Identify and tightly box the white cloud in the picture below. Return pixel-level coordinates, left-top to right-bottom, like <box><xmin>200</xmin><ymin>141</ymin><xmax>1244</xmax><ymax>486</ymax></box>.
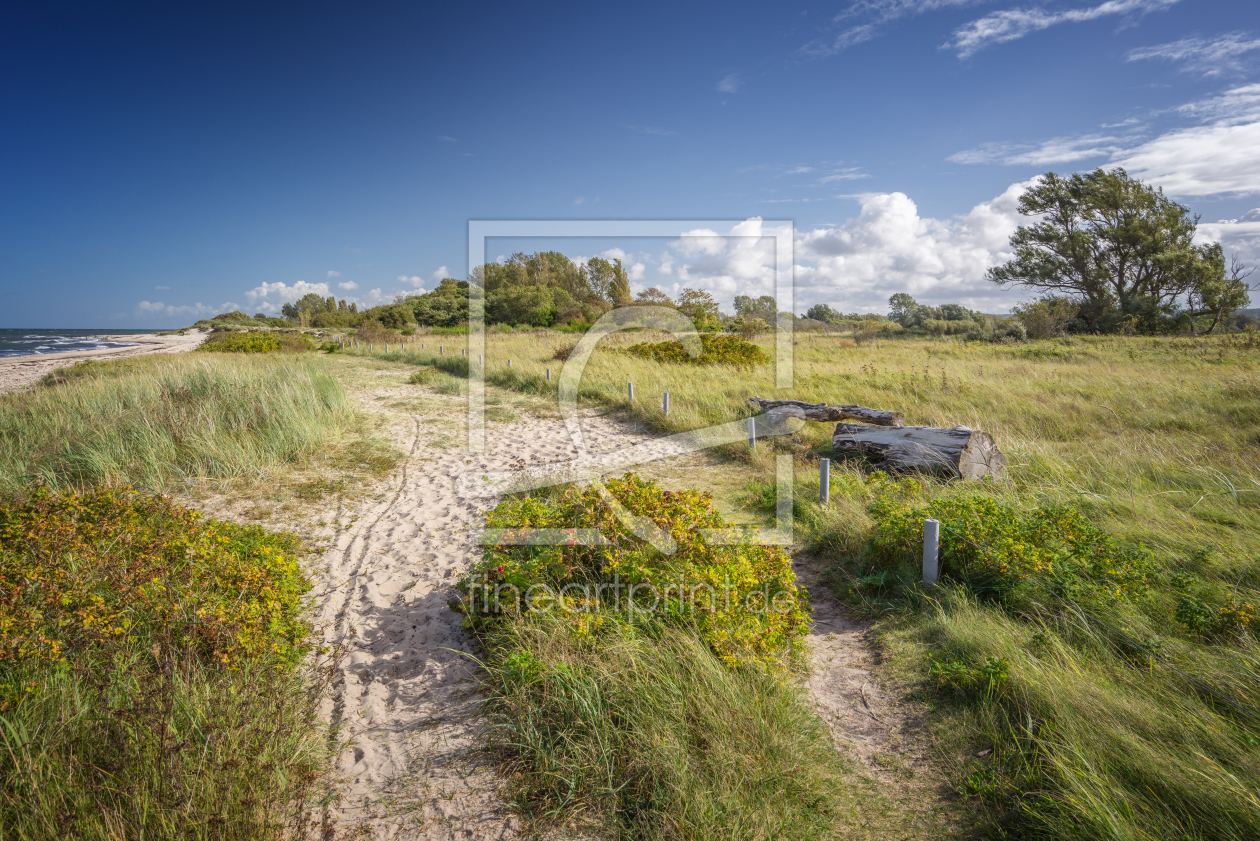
<box><xmin>948</xmin><ymin>133</ymin><xmax>1130</xmax><ymax>165</ymax></box>
<box><xmin>574</xmin><ymin>196</ymin><xmax>586</xmax><ymax>205</ymax></box>
<box><xmin>949</xmin><ymin>84</ymin><xmax>1260</xmax><ymax>197</ymax></box>
<box><xmin>430</xmin><ymin>266</ymin><xmax>449</xmax><ymax>282</ymax></box>
<box><xmin>136</xmin><ymin>300</ymin><xmax>240</xmax><ymax>319</ymax></box>
<box><xmin>338</xmin><ymin>281</ymin><xmax>359</xmax><ymax>291</ymax></box>
<box><xmin>1115</xmin><ymin>120</ymin><xmax>1260</xmax><ymax>195</ymax></box>
<box><xmin>1127</xmin><ymin>32</ymin><xmax>1260</xmax><ymax>77</ymax></box>
<box><xmin>397</xmin><ymin>275</ymin><xmax>425</xmax><ymax>288</ymax></box>
<box><xmin>244</xmin><ymin>280</ymin><xmax>330</xmax><ymax>311</ymax></box>
<box><xmin>794</xmin><ymin>181</ymin><xmax>1034</xmax><ymax>312</ymax></box>
<box><xmin>438</xmin><ymin>135</ymin><xmax>458</xmax><ymax>142</ymax></box>
<box><xmin>800</xmin><ymin>0</ymin><xmax>982</xmax><ymax>57</ymax></box>
<box><xmin>785</xmin><ymin>166</ymin><xmax>816</xmax><ymax>174</ymax></box>
<box><xmin>717</xmin><ymin>73</ymin><xmax>743</xmax><ymax>93</ymax></box>
<box><xmin>154</xmin><ymin>285</ymin><xmax>170</xmax><ymax>291</ymax></box>
<box><xmin>820</xmin><ymin>167</ymin><xmax>870</xmax><ymax>183</ymax></box>
<box><xmin>628</xmin><ymin>262</ymin><xmax>646</xmax><ymax>281</ymax></box>
<box><xmin>945</xmin><ymin>0</ymin><xmax>1179</xmax><ymax>59</ymax></box>
<box><xmin>327</xmin><ymin>270</ymin><xmax>341</xmax><ymax>278</ymax></box>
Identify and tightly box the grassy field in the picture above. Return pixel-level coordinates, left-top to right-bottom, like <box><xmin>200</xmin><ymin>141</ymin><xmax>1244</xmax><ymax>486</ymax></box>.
<box><xmin>379</xmin><ymin>327</ymin><xmax>1260</xmax><ymax>839</ymax></box>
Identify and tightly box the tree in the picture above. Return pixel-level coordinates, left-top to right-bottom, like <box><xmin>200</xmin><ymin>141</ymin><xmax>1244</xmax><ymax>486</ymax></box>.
<box><xmin>586</xmin><ymin>257</ymin><xmax>632</xmax><ymax>307</ymax></box>
<box><xmin>987</xmin><ymin>168</ymin><xmax>1220</xmax><ymax>331</ymax></box>
<box><xmin>1012</xmin><ymin>298</ymin><xmax>1079</xmax><ymax>339</ymax></box>
<box><xmin>676</xmin><ymin>288</ymin><xmax>721</xmax><ymax>330</ymax></box>
<box><xmin>887</xmin><ymin>293</ymin><xmax>919</xmax><ymax>327</ymax></box>
<box><xmin>634</xmin><ymin>287</ymin><xmax>675</xmax><ymax>306</ymax></box>
<box><xmin>734</xmin><ymin>295</ymin><xmax>777</xmax><ymax>321</ymax></box>
<box><xmin>1185</xmin><ymin>247</ymin><xmax>1253</xmax><ymax>335</ymax></box>
<box><xmin>805</xmin><ymin>303</ymin><xmax>842</xmax><ymax>324</ymax></box>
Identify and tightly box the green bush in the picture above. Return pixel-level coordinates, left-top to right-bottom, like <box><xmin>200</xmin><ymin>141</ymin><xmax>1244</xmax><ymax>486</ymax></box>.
<box><xmin>866</xmin><ymin>493</ymin><xmax>1159</xmax><ymax>602</ymax></box>
<box><xmin>459</xmin><ymin>473</ymin><xmax>809</xmax><ymax>670</ymax></box>
<box><xmin>199</xmin><ymin>332</ymin><xmax>315</xmax><ymax>354</ymax></box>
<box><xmin>0</xmin><ymin>488</ymin><xmax>325</xmax><ymax>840</ymax></box>
<box><xmin>625</xmin><ymin>334</ymin><xmax>770</xmax><ymax>367</ymax></box>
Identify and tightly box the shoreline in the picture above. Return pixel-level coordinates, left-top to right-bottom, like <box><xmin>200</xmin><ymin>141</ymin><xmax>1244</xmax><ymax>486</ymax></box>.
<box><xmin>0</xmin><ymin>329</ymin><xmax>209</xmax><ymax>395</ymax></box>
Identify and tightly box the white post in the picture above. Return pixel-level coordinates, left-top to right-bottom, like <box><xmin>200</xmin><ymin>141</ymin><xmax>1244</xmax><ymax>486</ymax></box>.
<box><xmin>462</xmin><ymin>348</ymin><xmax>466</xmax><ymax>356</ymax></box>
<box><xmin>546</xmin><ymin>368</ymin><xmax>551</xmax><ymax>380</ymax></box>
<box><xmin>508</xmin><ymin>359</ymin><xmax>512</xmax><ymax>367</ymax></box>
<box><xmin>385</xmin><ymin>342</ymin><xmax>389</xmax><ymax>353</ymax></box>
<box><xmin>748</xmin><ymin>416</ymin><xmax>756</xmax><ymax>450</ymax></box>
<box><xmin>479</xmin><ymin>354</ymin><xmax>483</xmax><ymax>365</ymax></box>
<box><xmin>923</xmin><ymin>518</ymin><xmax>940</xmax><ymax>585</ymax></box>
<box><xmin>663</xmin><ymin>392</ymin><xmax>670</xmax><ymax>414</ymax></box>
<box><xmin>820</xmin><ymin>458</ymin><xmax>830</xmax><ymax>503</ymax></box>
<box><xmin>628</xmin><ymin>382</ymin><xmax>634</xmax><ymax>402</ymax></box>
<box><xmin>440</xmin><ymin>345</ymin><xmax>443</xmax><ymax>354</ymax></box>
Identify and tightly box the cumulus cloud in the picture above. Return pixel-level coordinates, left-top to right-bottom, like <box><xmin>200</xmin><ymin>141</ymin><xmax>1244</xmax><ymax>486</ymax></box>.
<box><xmin>1196</xmin><ymin>211</ymin><xmax>1260</xmax><ymax>272</ymax></box>
<box><xmin>793</xmin><ymin>181</ymin><xmax>1031</xmax><ymax>312</ymax></box>
<box><xmin>244</xmin><ymin>280</ymin><xmax>330</xmax><ymax>311</ymax></box>
<box><xmin>338</xmin><ymin>281</ymin><xmax>359</xmax><ymax>291</ymax></box>
<box><xmin>327</xmin><ymin>270</ymin><xmax>341</xmax><ymax>278</ymax></box>
<box><xmin>1127</xmin><ymin>32</ymin><xmax>1260</xmax><ymax>77</ymax></box>
<box><xmin>717</xmin><ymin>73</ymin><xmax>743</xmax><ymax>93</ymax></box>
<box><xmin>945</xmin><ymin>0</ymin><xmax>1179</xmax><ymax>59</ymax></box>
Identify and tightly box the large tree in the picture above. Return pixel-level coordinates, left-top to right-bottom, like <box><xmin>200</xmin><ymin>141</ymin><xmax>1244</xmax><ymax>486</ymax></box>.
<box><xmin>987</xmin><ymin>168</ymin><xmax>1227</xmax><ymax>331</ymax></box>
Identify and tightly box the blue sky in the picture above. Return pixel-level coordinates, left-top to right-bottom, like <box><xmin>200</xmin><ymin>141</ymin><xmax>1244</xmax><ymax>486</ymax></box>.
<box><xmin>2</xmin><ymin>0</ymin><xmax>1258</xmax><ymax>327</ymax></box>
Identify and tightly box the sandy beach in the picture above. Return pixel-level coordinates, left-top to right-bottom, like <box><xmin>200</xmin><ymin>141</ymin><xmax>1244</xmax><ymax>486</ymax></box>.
<box><xmin>0</xmin><ymin>329</ymin><xmax>209</xmax><ymax>394</ymax></box>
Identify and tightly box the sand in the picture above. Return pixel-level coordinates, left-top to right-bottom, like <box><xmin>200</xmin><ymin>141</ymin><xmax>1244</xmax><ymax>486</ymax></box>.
<box><xmin>0</xmin><ymin>329</ymin><xmax>208</xmax><ymax>394</ymax></box>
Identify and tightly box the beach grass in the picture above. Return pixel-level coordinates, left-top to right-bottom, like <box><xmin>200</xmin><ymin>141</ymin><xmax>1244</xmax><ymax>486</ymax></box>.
<box><xmin>0</xmin><ymin>354</ymin><xmax>354</xmax><ymax>494</ymax></box>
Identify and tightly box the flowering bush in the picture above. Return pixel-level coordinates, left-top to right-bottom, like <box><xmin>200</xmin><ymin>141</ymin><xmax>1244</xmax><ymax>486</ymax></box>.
<box><xmin>866</xmin><ymin>494</ymin><xmax>1157</xmax><ymax>600</ymax></box>
<box><xmin>625</xmin><ymin>334</ymin><xmax>770</xmax><ymax>367</ymax></box>
<box><xmin>199</xmin><ymin>332</ymin><xmax>315</xmax><ymax>353</ymax></box>
<box><xmin>0</xmin><ymin>488</ymin><xmax>311</xmax><ymax>672</ymax></box>
<box><xmin>458</xmin><ymin>474</ymin><xmax>809</xmax><ymax>671</ymax></box>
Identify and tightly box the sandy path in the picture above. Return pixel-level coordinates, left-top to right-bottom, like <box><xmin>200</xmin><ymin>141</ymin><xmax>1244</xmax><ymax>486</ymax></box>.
<box><xmin>0</xmin><ymin>330</ymin><xmax>208</xmax><ymax>394</ymax></box>
<box><xmin>313</xmin><ymin>386</ymin><xmax>694</xmax><ymax>839</ymax></box>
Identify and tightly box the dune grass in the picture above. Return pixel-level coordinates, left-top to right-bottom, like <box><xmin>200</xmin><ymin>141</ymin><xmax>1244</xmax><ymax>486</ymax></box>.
<box><xmin>0</xmin><ymin>354</ymin><xmax>354</xmax><ymax>494</ymax></box>
<box><xmin>478</xmin><ymin>617</ymin><xmax>850</xmax><ymax>840</ymax></box>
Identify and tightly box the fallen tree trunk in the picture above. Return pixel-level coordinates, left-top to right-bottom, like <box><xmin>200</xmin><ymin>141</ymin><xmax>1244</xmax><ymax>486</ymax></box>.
<box><xmin>832</xmin><ymin>423</ymin><xmax>1006</xmax><ymax>481</ymax></box>
<box><xmin>748</xmin><ymin>397</ymin><xmax>904</xmax><ymax>428</ymax></box>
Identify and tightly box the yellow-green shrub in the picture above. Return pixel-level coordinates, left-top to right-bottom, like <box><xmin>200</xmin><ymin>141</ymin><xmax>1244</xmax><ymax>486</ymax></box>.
<box><xmin>459</xmin><ymin>474</ymin><xmax>809</xmax><ymax>670</ymax></box>
<box><xmin>0</xmin><ymin>488</ymin><xmax>311</xmax><ymax>673</ymax></box>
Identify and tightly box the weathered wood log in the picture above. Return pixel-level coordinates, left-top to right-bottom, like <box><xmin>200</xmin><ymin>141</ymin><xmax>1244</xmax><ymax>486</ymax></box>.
<box><xmin>832</xmin><ymin>423</ymin><xmax>1006</xmax><ymax>481</ymax></box>
<box><xmin>748</xmin><ymin>397</ymin><xmax>904</xmax><ymax>428</ymax></box>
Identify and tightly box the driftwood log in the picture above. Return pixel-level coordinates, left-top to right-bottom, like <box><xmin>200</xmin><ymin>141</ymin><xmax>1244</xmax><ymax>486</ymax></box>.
<box><xmin>832</xmin><ymin>423</ymin><xmax>1006</xmax><ymax>481</ymax></box>
<box><xmin>748</xmin><ymin>397</ymin><xmax>904</xmax><ymax>428</ymax></box>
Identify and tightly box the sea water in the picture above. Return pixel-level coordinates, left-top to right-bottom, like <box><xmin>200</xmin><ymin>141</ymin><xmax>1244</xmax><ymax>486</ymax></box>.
<box><xmin>0</xmin><ymin>329</ymin><xmax>154</xmax><ymax>359</ymax></box>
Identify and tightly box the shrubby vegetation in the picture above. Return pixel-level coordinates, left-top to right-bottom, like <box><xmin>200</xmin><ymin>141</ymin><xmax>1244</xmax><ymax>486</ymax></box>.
<box><xmin>457</xmin><ymin>475</ymin><xmax>845</xmax><ymax>839</ymax></box>
<box><xmin>198</xmin><ymin>331</ymin><xmax>315</xmax><ymax>353</ymax></box>
<box><xmin>0</xmin><ymin>488</ymin><xmax>325</xmax><ymax>840</ymax></box>
<box><xmin>625</xmin><ymin>334</ymin><xmax>770</xmax><ymax>367</ymax></box>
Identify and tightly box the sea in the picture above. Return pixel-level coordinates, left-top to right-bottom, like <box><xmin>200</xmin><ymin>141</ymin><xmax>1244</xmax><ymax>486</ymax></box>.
<box><xmin>0</xmin><ymin>329</ymin><xmax>157</xmax><ymax>359</ymax></box>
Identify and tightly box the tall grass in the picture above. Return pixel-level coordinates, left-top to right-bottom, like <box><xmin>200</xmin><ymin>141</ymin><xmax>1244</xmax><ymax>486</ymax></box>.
<box><xmin>0</xmin><ymin>354</ymin><xmax>353</xmax><ymax>493</ymax></box>
<box><xmin>480</xmin><ymin>617</ymin><xmax>849</xmax><ymax>840</ymax></box>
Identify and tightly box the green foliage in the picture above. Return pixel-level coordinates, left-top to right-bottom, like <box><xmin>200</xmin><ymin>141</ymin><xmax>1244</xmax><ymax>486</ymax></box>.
<box><xmin>0</xmin><ymin>489</ymin><xmax>324</xmax><ymax>840</ymax></box>
<box><xmin>625</xmin><ymin>334</ymin><xmax>770</xmax><ymax>367</ymax></box>
<box><xmin>0</xmin><ymin>488</ymin><xmax>310</xmax><ymax>669</ymax></box>
<box><xmin>199</xmin><ymin>331</ymin><xmax>315</xmax><ymax>354</ymax></box>
<box><xmin>989</xmin><ymin>167</ymin><xmax>1235</xmax><ymax>333</ymax></box>
<box><xmin>866</xmin><ymin>494</ymin><xmax>1159</xmax><ymax>602</ymax></box>
<box><xmin>928</xmin><ymin>654</ymin><xmax>1010</xmax><ymax>700</ymax></box>
<box><xmin>460</xmin><ymin>475</ymin><xmax>809</xmax><ymax>670</ymax></box>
